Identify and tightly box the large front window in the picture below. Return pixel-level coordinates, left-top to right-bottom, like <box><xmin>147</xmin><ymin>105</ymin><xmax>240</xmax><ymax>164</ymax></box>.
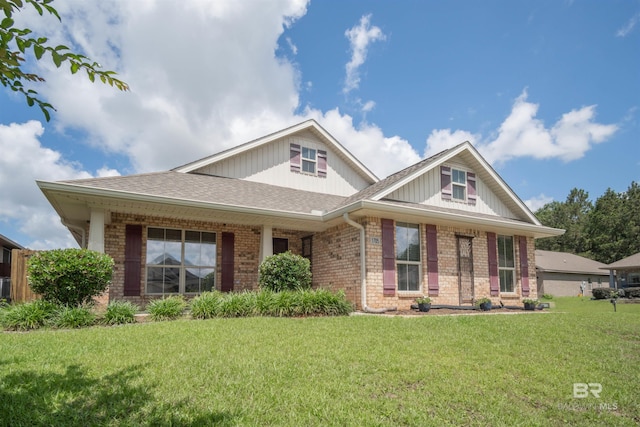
<box><xmin>498</xmin><ymin>235</ymin><xmax>514</xmax><ymax>293</ymax></box>
<box><xmin>146</xmin><ymin>228</ymin><xmax>217</xmax><ymax>295</ymax></box>
<box><xmin>396</xmin><ymin>222</ymin><xmax>420</xmax><ymax>291</ymax></box>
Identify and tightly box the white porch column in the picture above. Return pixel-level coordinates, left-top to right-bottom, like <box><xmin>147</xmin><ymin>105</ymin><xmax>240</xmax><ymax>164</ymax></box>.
<box><xmin>88</xmin><ymin>209</ymin><xmax>106</xmax><ymax>253</ymax></box>
<box><xmin>259</xmin><ymin>225</ymin><xmax>273</xmax><ymax>263</ymax></box>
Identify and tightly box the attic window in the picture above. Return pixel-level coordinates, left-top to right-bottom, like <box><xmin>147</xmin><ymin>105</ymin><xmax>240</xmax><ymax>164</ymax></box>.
<box><xmin>302</xmin><ymin>147</ymin><xmax>316</xmax><ymax>174</ymax></box>
<box><xmin>452</xmin><ymin>169</ymin><xmax>466</xmax><ymax>200</ymax></box>
<box><xmin>441</xmin><ymin>166</ymin><xmax>476</xmax><ymax>205</ymax></box>
<box><xmin>290</xmin><ymin>143</ymin><xmax>327</xmax><ymax>178</ymax></box>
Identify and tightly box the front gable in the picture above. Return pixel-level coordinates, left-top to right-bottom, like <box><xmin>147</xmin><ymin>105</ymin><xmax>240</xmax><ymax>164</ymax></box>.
<box><xmin>174</xmin><ymin>120</ymin><xmax>378</xmax><ymax>197</ymax></box>
<box><xmin>372</xmin><ymin>142</ymin><xmax>539</xmax><ymax>224</ymax></box>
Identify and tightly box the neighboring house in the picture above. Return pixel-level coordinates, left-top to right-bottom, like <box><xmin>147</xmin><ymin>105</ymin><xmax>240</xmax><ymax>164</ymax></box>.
<box><xmin>0</xmin><ymin>233</ymin><xmax>24</xmax><ymax>301</ymax></box>
<box><xmin>602</xmin><ymin>252</ymin><xmax>640</xmax><ymax>289</ymax></box>
<box><xmin>37</xmin><ymin>120</ymin><xmax>563</xmax><ymax>310</ymax></box>
<box><xmin>535</xmin><ymin>250</ymin><xmax>609</xmax><ymax>297</ymax></box>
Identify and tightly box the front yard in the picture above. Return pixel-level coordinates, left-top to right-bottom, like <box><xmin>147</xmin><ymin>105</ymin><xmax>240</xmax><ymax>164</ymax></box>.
<box><xmin>1</xmin><ymin>297</ymin><xmax>638</xmax><ymax>426</ymax></box>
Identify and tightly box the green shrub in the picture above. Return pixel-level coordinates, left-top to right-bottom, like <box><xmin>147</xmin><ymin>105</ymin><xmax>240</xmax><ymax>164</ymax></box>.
<box><xmin>147</xmin><ymin>296</ymin><xmax>187</xmax><ymax>321</ymax></box>
<box><xmin>53</xmin><ymin>305</ymin><xmax>96</xmax><ymax>328</ymax></box>
<box><xmin>259</xmin><ymin>251</ymin><xmax>311</xmax><ymax>292</ymax></box>
<box><xmin>190</xmin><ymin>292</ymin><xmax>223</xmax><ymax>319</ymax></box>
<box><xmin>218</xmin><ymin>292</ymin><xmax>257</xmax><ymax>318</ymax></box>
<box><xmin>621</xmin><ymin>287</ymin><xmax>640</xmax><ymax>298</ymax></box>
<box><xmin>0</xmin><ymin>300</ymin><xmax>58</xmax><ymax>331</ymax></box>
<box><xmin>304</xmin><ymin>289</ymin><xmax>353</xmax><ymax>316</ymax></box>
<box><xmin>255</xmin><ymin>289</ymin><xmax>278</xmax><ymax>316</ymax></box>
<box><xmin>27</xmin><ymin>249</ymin><xmax>114</xmax><ymax>306</ymax></box>
<box><xmin>103</xmin><ymin>300</ymin><xmax>139</xmax><ymax>325</ymax></box>
<box><xmin>592</xmin><ymin>287</ymin><xmax>618</xmax><ymax>300</ymax></box>
<box><xmin>541</xmin><ymin>294</ymin><xmax>553</xmax><ymax>300</ymax></box>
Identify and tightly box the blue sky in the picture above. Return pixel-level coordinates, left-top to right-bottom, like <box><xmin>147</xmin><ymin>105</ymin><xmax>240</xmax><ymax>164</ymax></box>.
<box><xmin>0</xmin><ymin>0</ymin><xmax>638</xmax><ymax>249</ymax></box>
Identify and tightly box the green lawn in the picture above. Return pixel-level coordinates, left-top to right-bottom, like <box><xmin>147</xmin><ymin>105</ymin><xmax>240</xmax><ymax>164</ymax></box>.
<box><xmin>1</xmin><ymin>297</ymin><xmax>638</xmax><ymax>426</ymax></box>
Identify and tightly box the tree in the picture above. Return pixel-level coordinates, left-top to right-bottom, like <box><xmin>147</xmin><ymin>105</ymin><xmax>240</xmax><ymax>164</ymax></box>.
<box><xmin>1</xmin><ymin>0</ymin><xmax>128</xmax><ymax>121</ymax></box>
<box><xmin>535</xmin><ymin>188</ymin><xmax>592</xmax><ymax>255</ymax></box>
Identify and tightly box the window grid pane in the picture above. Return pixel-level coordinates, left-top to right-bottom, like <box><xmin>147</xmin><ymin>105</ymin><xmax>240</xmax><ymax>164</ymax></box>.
<box><xmin>146</xmin><ymin>228</ymin><xmax>216</xmax><ymax>295</ymax></box>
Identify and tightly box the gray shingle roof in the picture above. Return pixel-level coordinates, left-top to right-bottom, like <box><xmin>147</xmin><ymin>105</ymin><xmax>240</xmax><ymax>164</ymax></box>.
<box><xmin>603</xmin><ymin>252</ymin><xmax>640</xmax><ymax>270</ymax></box>
<box><xmin>337</xmin><ymin>146</ymin><xmax>451</xmax><ymax>208</ymax></box>
<box><xmin>62</xmin><ymin>171</ymin><xmax>347</xmax><ymax>215</ymax></box>
<box><xmin>535</xmin><ymin>250</ymin><xmax>608</xmax><ymax>275</ymax></box>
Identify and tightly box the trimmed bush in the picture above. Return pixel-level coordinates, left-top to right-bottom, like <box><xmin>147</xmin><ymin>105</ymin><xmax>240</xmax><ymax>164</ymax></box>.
<box><xmin>190</xmin><ymin>292</ymin><xmax>223</xmax><ymax>319</ymax></box>
<box><xmin>53</xmin><ymin>306</ymin><xmax>96</xmax><ymax>329</ymax></box>
<box><xmin>103</xmin><ymin>300</ymin><xmax>139</xmax><ymax>325</ymax></box>
<box><xmin>620</xmin><ymin>288</ymin><xmax>640</xmax><ymax>298</ymax></box>
<box><xmin>147</xmin><ymin>296</ymin><xmax>187</xmax><ymax>321</ymax></box>
<box><xmin>27</xmin><ymin>249</ymin><xmax>114</xmax><ymax>306</ymax></box>
<box><xmin>259</xmin><ymin>251</ymin><xmax>312</xmax><ymax>292</ymax></box>
<box><xmin>0</xmin><ymin>300</ymin><xmax>58</xmax><ymax>331</ymax></box>
<box><xmin>592</xmin><ymin>287</ymin><xmax>618</xmax><ymax>300</ymax></box>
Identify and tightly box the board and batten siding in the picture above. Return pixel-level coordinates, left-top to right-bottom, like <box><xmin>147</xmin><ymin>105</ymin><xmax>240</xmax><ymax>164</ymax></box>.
<box><xmin>195</xmin><ymin>130</ymin><xmax>370</xmax><ymax>197</ymax></box>
<box><xmin>386</xmin><ymin>165</ymin><xmax>519</xmax><ymax>219</ymax></box>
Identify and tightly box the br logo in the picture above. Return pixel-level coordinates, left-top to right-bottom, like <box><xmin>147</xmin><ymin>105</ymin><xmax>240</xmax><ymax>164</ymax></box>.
<box><xmin>573</xmin><ymin>383</ymin><xmax>602</xmax><ymax>398</ymax></box>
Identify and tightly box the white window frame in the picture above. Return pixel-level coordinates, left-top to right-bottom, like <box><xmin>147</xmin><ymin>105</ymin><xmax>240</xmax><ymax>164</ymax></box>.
<box><xmin>452</xmin><ymin>168</ymin><xmax>467</xmax><ymax>201</ymax></box>
<box><xmin>497</xmin><ymin>234</ymin><xmax>515</xmax><ymax>293</ymax></box>
<box><xmin>301</xmin><ymin>146</ymin><xmax>317</xmax><ymax>175</ymax></box>
<box><xmin>396</xmin><ymin>222</ymin><xmax>421</xmax><ymax>292</ymax></box>
<box><xmin>145</xmin><ymin>227</ymin><xmax>217</xmax><ymax>296</ymax></box>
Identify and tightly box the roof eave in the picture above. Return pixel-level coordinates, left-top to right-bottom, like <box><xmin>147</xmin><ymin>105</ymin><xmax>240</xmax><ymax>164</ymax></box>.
<box><xmin>325</xmin><ymin>200</ymin><xmax>564</xmax><ymax>238</ymax></box>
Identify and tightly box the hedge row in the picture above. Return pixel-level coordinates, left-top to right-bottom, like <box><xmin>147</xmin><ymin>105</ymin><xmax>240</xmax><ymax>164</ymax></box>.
<box><xmin>0</xmin><ymin>289</ymin><xmax>353</xmax><ymax>331</ymax></box>
<box><xmin>592</xmin><ymin>287</ymin><xmax>640</xmax><ymax>299</ymax></box>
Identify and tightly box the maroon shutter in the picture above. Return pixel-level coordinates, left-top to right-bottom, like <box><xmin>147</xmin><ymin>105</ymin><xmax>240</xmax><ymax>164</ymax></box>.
<box><xmin>317</xmin><ymin>150</ymin><xmax>327</xmax><ymax>178</ymax></box>
<box><xmin>221</xmin><ymin>232</ymin><xmax>234</xmax><ymax>292</ymax></box>
<box><xmin>441</xmin><ymin>166</ymin><xmax>452</xmax><ymax>200</ymax></box>
<box><xmin>487</xmin><ymin>232</ymin><xmax>499</xmax><ymax>296</ymax></box>
<box><xmin>290</xmin><ymin>144</ymin><xmax>301</xmax><ymax>173</ymax></box>
<box><xmin>381</xmin><ymin>219</ymin><xmax>396</xmax><ymax>296</ymax></box>
<box><xmin>467</xmin><ymin>172</ymin><xmax>476</xmax><ymax>205</ymax></box>
<box><xmin>426</xmin><ymin>224</ymin><xmax>439</xmax><ymax>296</ymax></box>
<box><xmin>519</xmin><ymin>236</ymin><xmax>530</xmax><ymax>297</ymax></box>
<box><xmin>124</xmin><ymin>225</ymin><xmax>142</xmax><ymax>296</ymax></box>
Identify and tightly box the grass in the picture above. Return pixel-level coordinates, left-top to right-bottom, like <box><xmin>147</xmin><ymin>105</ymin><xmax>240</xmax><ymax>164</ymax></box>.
<box><xmin>0</xmin><ymin>297</ymin><xmax>638</xmax><ymax>426</ymax></box>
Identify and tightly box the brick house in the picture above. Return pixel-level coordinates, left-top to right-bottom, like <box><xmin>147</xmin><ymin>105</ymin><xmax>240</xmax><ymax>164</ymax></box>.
<box><xmin>38</xmin><ymin>120</ymin><xmax>563</xmax><ymax>310</ymax></box>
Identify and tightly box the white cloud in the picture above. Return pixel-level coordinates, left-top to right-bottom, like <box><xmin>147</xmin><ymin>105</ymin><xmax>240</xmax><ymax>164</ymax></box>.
<box><xmin>304</xmin><ymin>108</ymin><xmax>420</xmax><ymax>178</ymax></box>
<box><xmin>616</xmin><ymin>12</ymin><xmax>640</xmax><ymax>37</ymax></box>
<box><xmin>425</xmin><ymin>129</ymin><xmax>478</xmax><ymax>157</ymax></box>
<box><xmin>343</xmin><ymin>14</ymin><xmax>386</xmax><ymax>94</ymax></box>
<box><xmin>0</xmin><ymin>121</ymin><xmax>94</xmax><ymax>249</ymax></box>
<box><xmin>524</xmin><ymin>194</ymin><xmax>554</xmax><ymax>212</ymax></box>
<box><xmin>425</xmin><ymin>90</ymin><xmax>618</xmax><ymax>164</ymax></box>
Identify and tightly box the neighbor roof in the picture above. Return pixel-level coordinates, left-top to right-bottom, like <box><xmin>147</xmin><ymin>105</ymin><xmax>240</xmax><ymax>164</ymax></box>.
<box><xmin>602</xmin><ymin>252</ymin><xmax>640</xmax><ymax>270</ymax></box>
<box><xmin>0</xmin><ymin>233</ymin><xmax>24</xmax><ymax>250</ymax></box>
<box><xmin>535</xmin><ymin>250</ymin><xmax>608</xmax><ymax>275</ymax></box>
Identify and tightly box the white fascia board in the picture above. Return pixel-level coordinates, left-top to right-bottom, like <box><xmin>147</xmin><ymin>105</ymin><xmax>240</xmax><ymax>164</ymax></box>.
<box><xmin>37</xmin><ymin>180</ymin><xmax>326</xmax><ymax>223</ymax></box>
<box><xmin>325</xmin><ymin>199</ymin><xmax>564</xmax><ymax>239</ymax></box>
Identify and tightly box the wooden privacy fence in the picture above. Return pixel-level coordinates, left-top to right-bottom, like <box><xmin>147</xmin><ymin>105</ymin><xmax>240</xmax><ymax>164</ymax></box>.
<box><xmin>10</xmin><ymin>249</ymin><xmax>40</xmax><ymax>303</ymax></box>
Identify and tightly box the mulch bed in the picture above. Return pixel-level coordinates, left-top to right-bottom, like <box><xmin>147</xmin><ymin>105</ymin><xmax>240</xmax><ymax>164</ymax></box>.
<box><xmin>378</xmin><ymin>307</ymin><xmax>545</xmax><ymax>316</ymax></box>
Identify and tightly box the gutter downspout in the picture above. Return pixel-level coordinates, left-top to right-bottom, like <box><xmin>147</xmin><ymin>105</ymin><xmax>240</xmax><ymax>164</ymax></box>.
<box><xmin>343</xmin><ymin>213</ymin><xmax>396</xmax><ymax>313</ymax></box>
<box><xmin>62</xmin><ymin>220</ymin><xmax>86</xmax><ymax>248</ymax></box>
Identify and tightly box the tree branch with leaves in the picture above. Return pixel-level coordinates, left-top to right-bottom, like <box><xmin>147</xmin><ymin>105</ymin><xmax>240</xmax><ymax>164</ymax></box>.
<box><xmin>0</xmin><ymin>0</ymin><xmax>128</xmax><ymax>121</ymax></box>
